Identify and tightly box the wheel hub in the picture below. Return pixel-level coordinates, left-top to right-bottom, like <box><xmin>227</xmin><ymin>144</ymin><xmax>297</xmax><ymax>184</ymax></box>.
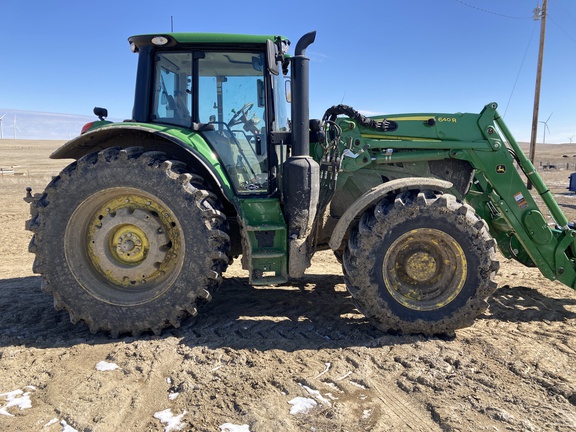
<box><xmin>382</xmin><ymin>228</ymin><xmax>466</xmax><ymax>311</ymax></box>
<box><xmin>404</xmin><ymin>251</ymin><xmax>437</xmax><ymax>282</ymax></box>
<box><xmin>112</xmin><ymin>226</ymin><xmax>147</xmax><ymax>263</ymax></box>
<box><xmin>87</xmin><ymin>194</ymin><xmax>180</xmax><ymax>288</ymax></box>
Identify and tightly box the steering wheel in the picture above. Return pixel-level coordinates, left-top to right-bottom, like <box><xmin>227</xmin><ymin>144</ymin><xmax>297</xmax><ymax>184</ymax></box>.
<box><xmin>228</xmin><ymin>102</ymin><xmax>254</xmax><ymax>127</ymax></box>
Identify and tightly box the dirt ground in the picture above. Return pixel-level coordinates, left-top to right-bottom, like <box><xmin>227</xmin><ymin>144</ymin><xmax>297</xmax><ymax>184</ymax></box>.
<box><xmin>1</xmin><ymin>139</ymin><xmax>576</xmax><ymax>431</ymax></box>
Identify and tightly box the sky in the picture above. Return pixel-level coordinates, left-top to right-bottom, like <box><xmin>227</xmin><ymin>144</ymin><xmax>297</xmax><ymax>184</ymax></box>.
<box><xmin>1</xmin><ymin>0</ymin><xmax>575</xmax><ymax>143</ymax></box>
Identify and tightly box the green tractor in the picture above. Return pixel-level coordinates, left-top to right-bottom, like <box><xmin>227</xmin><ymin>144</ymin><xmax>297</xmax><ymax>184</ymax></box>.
<box><xmin>26</xmin><ymin>31</ymin><xmax>576</xmax><ymax>336</ymax></box>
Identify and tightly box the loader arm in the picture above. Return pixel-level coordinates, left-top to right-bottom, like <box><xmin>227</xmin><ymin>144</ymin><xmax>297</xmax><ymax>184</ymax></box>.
<box><xmin>321</xmin><ymin>102</ymin><xmax>576</xmax><ymax>290</ymax></box>
<box><xmin>464</xmin><ymin>104</ymin><xmax>576</xmax><ymax>288</ymax></box>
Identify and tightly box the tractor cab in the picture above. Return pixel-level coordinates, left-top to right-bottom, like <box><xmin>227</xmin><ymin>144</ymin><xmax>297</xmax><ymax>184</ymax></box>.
<box><xmin>128</xmin><ymin>33</ymin><xmax>292</xmax><ymax>196</ymax></box>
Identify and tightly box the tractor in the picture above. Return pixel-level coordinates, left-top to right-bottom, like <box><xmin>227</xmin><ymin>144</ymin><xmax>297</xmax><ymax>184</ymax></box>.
<box><xmin>25</xmin><ymin>31</ymin><xmax>576</xmax><ymax>336</ymax></box>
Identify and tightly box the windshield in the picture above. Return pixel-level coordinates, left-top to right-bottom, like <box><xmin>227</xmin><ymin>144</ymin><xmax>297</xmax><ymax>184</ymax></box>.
<box><xmin>199</xmin><ymin>51</ymin><xmax>268</xmax><ymax>194</ymax></box>
<box><xmin>150</xmin><ymin>49</ymin><xmax>286</xmax><ymax>195</ymax></box>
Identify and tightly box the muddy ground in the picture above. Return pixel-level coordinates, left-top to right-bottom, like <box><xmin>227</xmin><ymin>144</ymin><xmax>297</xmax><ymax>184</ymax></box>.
<box><xmin>1</xmin><ymin>140</ymin><xmax>576</xmax><ymax>431</ymax></box>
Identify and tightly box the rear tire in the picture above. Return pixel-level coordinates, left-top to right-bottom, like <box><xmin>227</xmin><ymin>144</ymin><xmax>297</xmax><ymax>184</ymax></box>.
<box><xmin>27</xmin><ymin>147</ymin><xmax>230</xmax><ymax>336</ymax></box>
<box><xmin>343</xmin><ymin>189</ymin><xmax>499</xmax><ymax>335</ymax></box>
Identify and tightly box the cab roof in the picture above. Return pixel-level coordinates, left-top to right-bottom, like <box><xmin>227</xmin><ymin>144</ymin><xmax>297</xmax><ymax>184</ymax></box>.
<box><xmin>128</xmin><ymin>33</ymin><xmax>290</xmax><ymax>52</ymax></box>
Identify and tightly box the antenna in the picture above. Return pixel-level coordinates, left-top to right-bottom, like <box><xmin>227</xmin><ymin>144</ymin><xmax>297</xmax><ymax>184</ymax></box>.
<box><xmin>0</xmin><ymin>113</ymin><xmax>6</xmax><ymax>139</ymax></box>
<box><xmin>538</xmin><ymin>112</ymin><xmax>552</xmax><ymax>145</ymax></box>
<box><xmin>170</xmin><ymin>16</ymin><xmax>174</xmax><ymax>32</ymax></box>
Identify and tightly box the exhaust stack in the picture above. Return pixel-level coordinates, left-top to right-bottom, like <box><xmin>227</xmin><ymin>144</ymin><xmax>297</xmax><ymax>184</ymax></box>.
<box><xmin>283</xmin><ymin>31</ymin><xmax>320</xmax><ymax>277</ymax></box>
<box><xmin>290</xmin><ymin>31</ymin><xmax>316</xmax><ymax>157</ymax></box>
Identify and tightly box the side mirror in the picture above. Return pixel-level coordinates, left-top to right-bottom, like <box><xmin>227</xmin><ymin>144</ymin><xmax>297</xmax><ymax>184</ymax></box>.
<box><xmin>93</xmin><ymin>107</ymin><xmax>108</xmax><ymax>121</ymax></box>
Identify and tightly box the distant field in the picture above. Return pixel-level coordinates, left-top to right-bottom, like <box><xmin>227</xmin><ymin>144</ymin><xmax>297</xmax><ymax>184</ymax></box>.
<box><xmin>0</xmin><ymin>139</ymin><xmax>69</xmax><ymax>177</ymax></box>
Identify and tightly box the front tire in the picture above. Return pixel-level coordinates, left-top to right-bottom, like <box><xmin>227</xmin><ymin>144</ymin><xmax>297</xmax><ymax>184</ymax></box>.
<box><xmin>28</xmin><ymin>147</ymin><xmax>230</xmax><ymax>336</ymax></box>
<box><xmin>343</xmin><ymin>189</ymin><xmax>499</xmax><ymax>335</ymax></box>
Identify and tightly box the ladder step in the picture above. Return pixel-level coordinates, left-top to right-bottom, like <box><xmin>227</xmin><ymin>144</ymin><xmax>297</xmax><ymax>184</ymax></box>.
<box><xmin>252</xmin><ymin>250</ymin><xmax>286</xmax><ymax>259</ymax></box>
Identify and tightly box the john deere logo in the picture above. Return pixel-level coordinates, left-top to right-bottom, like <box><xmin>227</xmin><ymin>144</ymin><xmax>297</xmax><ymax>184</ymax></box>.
<box><xmin>496</xmin><ymin>164</ymin><xmax>506</xmax><ymax>174</ymax></box>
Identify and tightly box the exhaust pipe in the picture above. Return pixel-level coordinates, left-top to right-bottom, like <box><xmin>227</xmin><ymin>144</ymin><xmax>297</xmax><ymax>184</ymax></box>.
<box><xmin>290</xmin><ymin>31</ymin><xmax>316</xmax><ymax>157</ymax></box>
<box><xmin>283</xmin><ymin>31</ymin><xmax>319</xmax><ymax>277</ymax></box>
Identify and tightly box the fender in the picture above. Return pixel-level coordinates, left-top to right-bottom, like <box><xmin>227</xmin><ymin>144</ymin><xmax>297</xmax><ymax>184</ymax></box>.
<box><xmin>328</xmin><ymin>177</ymin><xmax>454</xmax><ymax>251</ymax></box>
<box><xmin>51</xmin><ymin>123</ymin><xmax>236</xmax><ymax>199</ymax></box>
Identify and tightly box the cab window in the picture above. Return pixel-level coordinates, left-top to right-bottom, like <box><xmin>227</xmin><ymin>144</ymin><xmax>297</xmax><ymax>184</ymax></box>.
<box><xmin>151</xmin><ymin>52</ymin><xmax>192</xmax><ymax>127</ymax></box>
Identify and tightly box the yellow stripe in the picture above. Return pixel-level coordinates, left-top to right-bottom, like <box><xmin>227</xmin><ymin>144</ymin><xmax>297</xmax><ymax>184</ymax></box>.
<box><xmin>361</xmin><ymin>134</ymin><xmax>441</xmax><ymax>141</ymax></box>
<box><xmin>375</xmin><ymin>116</ymin><xmax>434</xmax><ymax>122</ymax></box>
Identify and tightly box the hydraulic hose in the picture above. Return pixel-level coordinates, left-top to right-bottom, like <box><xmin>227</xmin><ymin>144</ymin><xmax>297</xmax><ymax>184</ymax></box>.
<box><xmin>323</xmin><ymin>104</ymin><xmax>398</xmax><ymax>132</ymax></box>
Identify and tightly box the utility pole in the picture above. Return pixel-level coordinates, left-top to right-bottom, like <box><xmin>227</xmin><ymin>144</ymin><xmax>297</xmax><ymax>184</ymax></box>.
<box><xmin>528</xmin><ymin>0</ymin><xmax>548</xmax><ymax>189</ymax></box>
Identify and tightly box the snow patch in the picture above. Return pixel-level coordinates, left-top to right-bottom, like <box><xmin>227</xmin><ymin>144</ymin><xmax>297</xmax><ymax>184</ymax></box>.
<box><xmin>43</xmin><ymin>418</ymin><xmax>59</xmax><ymax>428</ymax></box>
<box><xmin>314</xmin><ymin>362</ymin><xmax>331</xmax><ymax>379</ymax></box>
<box><xmin>301</xmin><ymin>384</ymin><xmax>332</xmax><ymax>407</ymax></box>
<box><xmin>336</xmin><ymin>371</ymin><xmax>352</xmax><ymax>380</ymax></box>
<box><xmin>154</xmin><ymin>408</ymin><xmax>187</xmax><ymax>432</ymax></box>
<box><xmin>95</xmin><ymin>361</ymin><xmax>120</xmax><ymax>371</ymax></box>
<box><xmin>0</xmin><ymin>386</ymin><xmax>35</xmax><ymax>416</ymax></box>
<box><xmin>60</xmin><ymin>419</ymin><xmax>78</xmax><ymax>432</ymax></box>
<box><xmin>349</xmin><ymin>380</ymin><xmax>367</xmax><ymax>389</ymax></box>
<box><xmin>42</xmin><ymin>417</ymin><xmax>77</xmax><ymax>430</ymax></box>
<box><xmin>288</xmin><ymin>397</ymin><xmax>318</xmax><ymax>415</ymax></box>
<box><xmin>219</xmin><ymin>423</ymin><xmax>251</xmax><ymax>432</ymax></box>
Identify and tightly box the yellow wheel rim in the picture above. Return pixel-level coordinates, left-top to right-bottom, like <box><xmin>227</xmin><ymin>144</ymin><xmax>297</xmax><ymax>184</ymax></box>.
<box><xmin>85</xmin><ymin>192</ymin><xmax>183</xmax><ymax>289</ymax></box>
<box><xmin>382</xmin><ymin>228</ymin><xmax>467</xmax><ymax>311</ymax></box>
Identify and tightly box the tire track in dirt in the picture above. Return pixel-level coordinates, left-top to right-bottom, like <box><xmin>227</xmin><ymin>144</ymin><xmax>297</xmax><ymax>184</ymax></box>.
<box><xmin>0</xmin><ymin>266</ymin><xmax>442</xmax><ymax>431</ymax></box>
<box><xmin>170</xmin><ymin>271</ymin><xmax>443</xmax><ymax>431</ymax></box>
<box><xmin>1</xmin><ymin>252</ymin><xmax>576</xmax><ymax>430</ymax></box>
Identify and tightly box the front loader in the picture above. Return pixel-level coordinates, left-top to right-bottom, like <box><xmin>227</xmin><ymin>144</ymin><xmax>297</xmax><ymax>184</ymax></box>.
<box><xmin>25</xmin><ymin>31</ymin><xmax>576</xmax><ymax>336</ymax></box>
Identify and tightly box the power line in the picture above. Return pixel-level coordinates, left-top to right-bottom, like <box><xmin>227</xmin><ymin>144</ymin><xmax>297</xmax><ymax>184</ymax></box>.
<box><xmin>504</xmin><ymin>22</ymin><xmax>539</xmax><ymax>118</ymax></box>
<box><xmin>548</xmin><ymin>14</ymin><xmax>576</xmax><ymax>47</ymax></box>
<box><xmin>555</xmin><ymin>0</ymin><xmax>576</xmax><ymax>27</ymax></box>
<box><xmin>454</xmin><ymin>0</ymin><xmax>533</xmax><ymax>20</ymax></box>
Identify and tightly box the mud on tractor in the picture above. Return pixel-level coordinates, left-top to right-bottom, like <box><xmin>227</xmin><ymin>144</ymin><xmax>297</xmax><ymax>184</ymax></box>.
<box><xmin>25</xmin><ymin>31</ymin><xmax>576</xmax><ymax>336</ymax></box>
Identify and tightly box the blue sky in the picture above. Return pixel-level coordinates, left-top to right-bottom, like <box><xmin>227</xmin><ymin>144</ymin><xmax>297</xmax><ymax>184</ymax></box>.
<box><xmin>1</xmin><ymin>0</ymin><xmax>575</xmax><ymax>143</ymax></box>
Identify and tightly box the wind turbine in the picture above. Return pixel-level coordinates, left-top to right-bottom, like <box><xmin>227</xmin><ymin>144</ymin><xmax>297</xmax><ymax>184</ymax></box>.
<box><xmin>538</xmin><ymin>112</ymin><xmax>552</xmax><ymax>145</ymax></box>
<box><xmin>9</xmin><ymin>114</ymin><xmax>22</xmax><ymax>139</ymax></box>
<box><xmin>569</xmin><ymin>135</ymin><xmax>574</xmax><ymax>144</ymax></box>
<box><xmin>0</xmin><ymin>113</ymin><xmax>6</xmax><ymax>139</ymax></box>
